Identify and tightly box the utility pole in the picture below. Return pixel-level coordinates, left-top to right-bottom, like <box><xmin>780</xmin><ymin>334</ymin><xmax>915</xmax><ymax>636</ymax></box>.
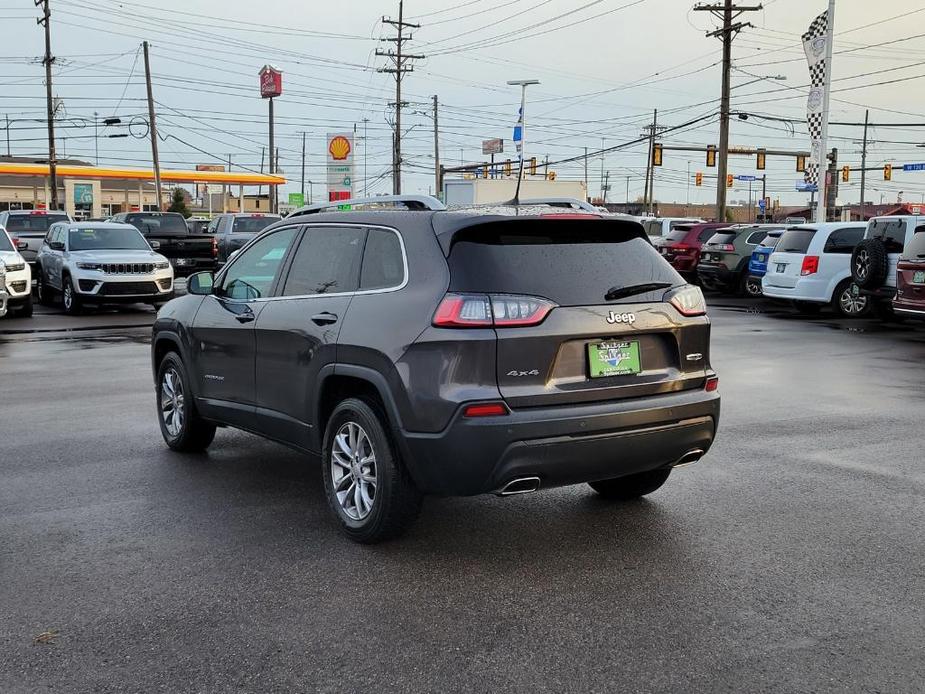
<box><xmin>5</xmin><ymin>115</ymin><xmax>9</xmax><ymax>157</ymax></box>
<box><xmin>602</xmin><ymin>170</ymin><xmax>610</xmax><ymax>204</ymax></box>
<box><xmin>694</xmin><ymin>0</ymin><xmax>762</xmax><ymax>222</ymax></box>
<box><xmin>301</xmin><ymin>131</ymin><xmax>306</xmax><ymax>202</ymax></box>
<box><xmin>362</xmin><ymin>118</ymin><xmax>369</xmax><ymax>196</ymax></box>
<box><xmin>142</xmin><ymin>41</ymin><xmax>163</xmax><ymax>211</ymax></box>
<box><xmin>860</xmin><ymin>109</ymin><xmax>869</xmax><ymax>220</ymax></box>
<box><xmin>642</xmin><ymin>109</ymin><xmax>657</xmax><ymax>216</ymax></box>
<box><xmin>761</xmin><ymin>173</ymin><xmax>767</xmax><ymax>221</ymax></box>
<box><xmin>258</xmin><ymin>146</ymin><xmax>265</xmax><ymax>199</ymax></box>
<box><xmin>432</xmin><ymin>94</ymin><xmax>440</xmax><ymax>198</ymax></box>
<box><xmin>377</xmin><ymin>1</ymin><xmax>423</xmax><ymax>195</ymax></box>
<box><xmin>37</xmin><ymin>0</ymin><xmax>59</xmax><ymax>209</ymax></box>
<box><xmin>626</xmin><ymin>175</ymin><xmax>630</xmax><ymax>205</ymax></box>
<box><xmin>583</xmin><ymin>147</ymin><xmax>589</xmax><ymax>200</ymax></box>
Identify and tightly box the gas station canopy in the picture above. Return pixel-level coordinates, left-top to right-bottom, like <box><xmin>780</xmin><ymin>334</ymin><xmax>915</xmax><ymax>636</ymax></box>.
<box><xmin>0</xmin><ymin>162</ymin><xmax>285</xmax><ymax>186</ymax></box>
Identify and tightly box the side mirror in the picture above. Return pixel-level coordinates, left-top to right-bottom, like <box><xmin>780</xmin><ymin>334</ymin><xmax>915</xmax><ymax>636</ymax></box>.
<box><xmin>187</xmin><ymin>271</ymin><xmax>214</xmax><ymax>296</ymax></box>
<box><xmin>50</xmin><ymin>241</ymin><xmax>65</xmax><ymax>251</ymax></box>
<box><xmin>149</xmin><ymin>239</ymin><xmax>161</xmax><ymax>250</ymax></box>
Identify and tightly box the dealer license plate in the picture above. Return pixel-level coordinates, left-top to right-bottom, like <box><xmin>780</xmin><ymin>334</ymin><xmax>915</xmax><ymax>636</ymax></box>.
<box><xmin>173</xmin><ymin>258</ymin><xmax>189</xmax><ymax>266</ymax></box>
<box><xmin>913</xmin><ymin>271</ymin><xmax>925</xmax><ymax>284</ymax></box>
<box><xmin>758</xmin><ymin>254</ymin><xmax>767</xmax><ymax>262</ymax></box>
<box><xmin>776</xmin><ymin>263</ymin><xmax>787</xmax><ymax>273</ymax></box>
<box><xmin>588</xmin><ymin>341</ymin><xmax>641</xmax><ymax>378</ymax></box>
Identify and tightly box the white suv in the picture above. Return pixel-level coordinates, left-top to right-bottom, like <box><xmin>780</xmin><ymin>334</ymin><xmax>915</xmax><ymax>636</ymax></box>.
<box><xmin>0</xmin><ymin>227</ymin><xmax>33</xmax><ymax>317</ymax></box>
<box><xmin>36</xmin><ymin>222</ymin><xmax>174</xmax><ymax>314</ymax></box>
<box><xmin>762</xmin><ymin>222</ymin><xmax>868</xmax><ymax>317</ymax></box>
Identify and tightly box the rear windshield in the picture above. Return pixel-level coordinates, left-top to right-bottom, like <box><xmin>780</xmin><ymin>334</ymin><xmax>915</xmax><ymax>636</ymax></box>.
<box><xmin>901</xmin><ymin>227</ymin><xmax>925</xmax><ymax>260</ymax></box>
<box><xmin>232</xmin><ymin>216</ymin><xmax>277</xmax><ymax>234</ymax></box>
<box><xmin>758</xmin><ymin>234</ymin><xmax>781</xmax><ymax>250</ymax></box>
<box><xmin>124</xmin><ymin>213</ymin><xmax>188</xmax><ymax>235</ymax></box>
<box><xmin>642</xmin><ymin>220</ymin><xmax>662</xmax><ymax>236</ymax></box>
<box><xmin>707</xmin><ymin>232</ymin><xmax>736</xmax><ymax>245</ymax></box>
<box><xmin>5</xmin><ymin>213</ymin><xmax>69</xmax><ymax>233</ymax></box>
<box><xmin>447</xmin><ymin>220</ymin><xmax>683</xmax><ymax>306</ymax></box>
<box><xmin>868</xmin><ymin>218</ymin><xmax>907</xmax><ymax>254</ymax></box>
<box><xmin>68</xmin><ymin>227</ymin><xmax>150</xmax><ymax>251</ymax></box>
<box><xmin>777</xmin><ymin>229</ymin><xmax>816</xmax><ymax>254</ymax></box>
<box><xmin>665</xmin><ymin>227</ymin><xmax>692</xmax><ymax>242</ymax></box>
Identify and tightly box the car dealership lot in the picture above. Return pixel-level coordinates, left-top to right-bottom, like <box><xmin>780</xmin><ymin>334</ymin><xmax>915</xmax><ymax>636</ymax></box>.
<box><xmin>1</xmin><ymin>300</ymin><xmax>923</xmax><ymax>693</ymax></box>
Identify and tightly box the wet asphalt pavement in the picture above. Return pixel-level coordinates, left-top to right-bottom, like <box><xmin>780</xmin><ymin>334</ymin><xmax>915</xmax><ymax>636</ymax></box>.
<box><xmin>1</xmin><ymin>298</ymin><xmax>924</xmax><ymax>693</ymax></box>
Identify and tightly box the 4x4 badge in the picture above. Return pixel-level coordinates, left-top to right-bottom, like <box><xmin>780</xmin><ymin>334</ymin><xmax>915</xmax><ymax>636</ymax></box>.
<box><xmin>606</xmin><ymin>311</ymin><xmax>636</xmax><ymax>325</ymax></box>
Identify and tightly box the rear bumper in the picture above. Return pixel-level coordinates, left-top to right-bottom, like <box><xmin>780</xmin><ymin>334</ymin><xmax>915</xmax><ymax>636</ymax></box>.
<box><xmin>761</xmin><ymin>276</ymin><xmax>831</xmax><ymax>303</ymax></box>
<box><xmin>168</xmin><ymin>258</ymin><xmax>216</xmax><ymax>276</ymax></box>
<box><xmin>892</xmin><ymin>302</ymin><xmax>925</xmax><ymax>319</ymax></box>
<box><xmin>697</xmin><ymin>264</ymin><xmax>736</xmax><ymax>287</ymax></box>
<box><xmin>400</xmin><ymin>387</ymin><xmax>720</xmax><ymax>496</ymax></box>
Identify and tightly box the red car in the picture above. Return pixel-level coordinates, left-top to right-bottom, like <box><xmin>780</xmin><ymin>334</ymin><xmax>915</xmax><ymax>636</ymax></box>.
<box><xmin>657</xmin><ymin>222</ymin><xmax>729</xmax><ymax>280</ymax></box>
<box><xmin>893</xmin><ymin>224</ymin><xmax>925</xmax><ymax>319</ymax></box>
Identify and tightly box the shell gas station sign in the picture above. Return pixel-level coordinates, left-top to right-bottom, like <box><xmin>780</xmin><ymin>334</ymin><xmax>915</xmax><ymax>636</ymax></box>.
<box><xmin>326</xmin><ymin>132</ymin><xmax>355</xmax><ymax>202</ymax></box>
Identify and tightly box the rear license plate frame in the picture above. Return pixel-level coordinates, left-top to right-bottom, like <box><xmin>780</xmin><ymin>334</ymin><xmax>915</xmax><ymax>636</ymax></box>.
<box><xmin>587</xmin><ymin>340</ymin><xmax>642</xmax><ymax>378</ymax></box>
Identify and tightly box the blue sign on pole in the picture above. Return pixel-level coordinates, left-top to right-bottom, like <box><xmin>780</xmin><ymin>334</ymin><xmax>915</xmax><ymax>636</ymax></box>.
<box><xmin>902</xmin><ymin>163</ymin><xmax>925</xmax><ymax>172</ymax></box>
<box><xmin>736</xmin><ymin>175</ymin><xmax>757</xmax><ymax>182</ymax></box>
<box><xmin>758</xmin><ymin>198</ymin><xmax>767</xmax><ymax>210</ymax></box>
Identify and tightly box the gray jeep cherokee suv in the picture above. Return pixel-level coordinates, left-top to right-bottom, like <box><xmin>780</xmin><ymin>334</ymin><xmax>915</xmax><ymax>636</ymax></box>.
<box><xmin>151</xmin><ymin>197</ymin><xmax>720</xmax><ymax>543</ymax></box>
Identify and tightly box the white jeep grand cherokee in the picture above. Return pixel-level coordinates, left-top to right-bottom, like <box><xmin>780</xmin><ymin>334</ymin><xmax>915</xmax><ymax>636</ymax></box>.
<box><xmin>36</xmin><ymin>222</ymin><xmax>174</xmax><ymax>314</ymax></box>
<box><xmin>0</xmin><ymin>227</ymin><xmax>33</xmax><ymax>317</ymax></box>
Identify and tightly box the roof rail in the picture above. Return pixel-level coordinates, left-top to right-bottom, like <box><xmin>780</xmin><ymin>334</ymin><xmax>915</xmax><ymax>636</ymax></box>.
<box><xmin>517</xmin><ymin>197</ymin><xmax>600</xmax><ymax>212</ymax></box>
<box><xmin>288</xmin><ymin>194</ymin><xmax>446</xmax><ymax>216</ymax></box>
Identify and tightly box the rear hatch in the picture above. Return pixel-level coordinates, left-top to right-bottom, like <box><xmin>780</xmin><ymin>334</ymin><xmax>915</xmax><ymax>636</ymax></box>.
<box><xmin>443</xmin><ymin>217</ymin><xmax>710</xmax><ymax>408</ymax></box>
<box><xmin>700</xmin><ymin>231</ymin><xmax>739</xmax><ymax>267</ymax></box>
<box><xmin>897</xmin><ymin>227</ymin><xmax>925</xmax><ymax>306</ymax></box>
<box><xmin>658</xmin><ymin>225</ymin><xmax>694</xmax><ymax>261</ymax></box>
<box><xmin>765</xmin><ymin>228</ymin><xmax>815</xmax><ymax>289</ymax></box>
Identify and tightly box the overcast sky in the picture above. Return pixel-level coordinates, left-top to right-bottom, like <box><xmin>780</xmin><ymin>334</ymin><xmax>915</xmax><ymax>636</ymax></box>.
<box><xmin>3</xmin><ymin>0</ymin><xmax>925</xmax><ymax>207</ymax></box>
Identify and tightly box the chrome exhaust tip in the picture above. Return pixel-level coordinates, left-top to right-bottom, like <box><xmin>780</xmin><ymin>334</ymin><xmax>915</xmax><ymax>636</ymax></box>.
<box><xmin>673</xmin><ymin>449</ymin><xmax>705</xmax><ymax>468</ymax></box>
<box><xmin>496</xmin><ymin>476</ymin><xmax>541</xmax><ymax>496</ymax></box>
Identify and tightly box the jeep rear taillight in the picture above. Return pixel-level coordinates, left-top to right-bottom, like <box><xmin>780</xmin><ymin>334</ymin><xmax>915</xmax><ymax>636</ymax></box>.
<box><xmin>801</xmin><ymin>255</ymin><xmax>819</xmax><ymax>276</ymax></box>
<box><xmin>433</xmin><ymin>293</ymin><xmax>556</xmax><ymax>328</ymax></box>
<box><xmin>717</xmin><ymin>243</ymin><xmax>735</xmax><ymax>252</ymax></box>
<box><xmin>667</xmin><ymin>285</ymin><xmax>707</xmax><ymax>317</ymax></box>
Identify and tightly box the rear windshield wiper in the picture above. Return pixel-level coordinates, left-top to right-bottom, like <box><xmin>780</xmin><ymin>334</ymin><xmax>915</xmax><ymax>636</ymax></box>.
<box><xmin>605</xmin><ymin>282</ymin><xmax>672</xmax><ymax>302</ymax></box>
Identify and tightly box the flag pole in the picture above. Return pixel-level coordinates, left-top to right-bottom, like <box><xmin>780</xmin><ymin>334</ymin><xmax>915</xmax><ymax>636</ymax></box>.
<box><xmin>815</xmin><ymin>0</ymin><xmax>836</xmax><ymax>224</ymax></box>
<box><xmin>507</xmin><ymin>79</ymin><xmax>539</xmax><ymax>205</ymax></box>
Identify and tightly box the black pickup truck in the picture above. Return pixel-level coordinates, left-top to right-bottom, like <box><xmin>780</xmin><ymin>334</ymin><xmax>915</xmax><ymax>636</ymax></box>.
<box><xmin>207</xmin><ymin>212</ymin><xmax>282</xmax><ymax>265</ymax></box>
<box><xmin>110</xmin><ymin>211</ymin><xmax>216</xmax><ymax>275</ymax></box>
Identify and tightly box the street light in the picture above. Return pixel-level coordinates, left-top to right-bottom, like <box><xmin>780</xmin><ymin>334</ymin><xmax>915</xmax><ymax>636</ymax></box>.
<box><xmin>506</xmin><ymin>79</ymin><xmax>540</xmax><ymax>203</ymax></box>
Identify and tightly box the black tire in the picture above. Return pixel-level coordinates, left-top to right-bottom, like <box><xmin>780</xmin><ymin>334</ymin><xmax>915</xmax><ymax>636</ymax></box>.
<box><xmin>322</xmin><ymin>397</ymin><xmax>422</xmax><ymax>544</ymax></box>
<box><xmin>743</xmin><ymin>274</ymin><xmax>763</xmax><ymax>298</ymax></box>
<box><xmin>588</xmin><ymin>467</ymin><xmax>672</xmax><ymax>500</ymax></box>
<box><xmin>61</xmin><ymin>274</ymin><xmax>82</xmax><ymax>315</ymax></box>
<box><xmin>155</xmin><ymin>351</ymin><xmax>216</xmax><ymax>452</ymax></box>
<box><xmin>851</xmin><ymin>239</ymin><xmax>888</xmax><ymax>289</ymax></box>
<box><xmin>36</xmin><ymin>267</ymin><xmax>54</xmax><ymax>306</ymax></box>
<box><xmin>831</xmin><ymin>279</ymin><xmax>869</xmax><ymax>318</ymax></box>
<box><xmin>12</xmin><ymin>293</ymin><xmax>33</xmax><ymax>318</ymax></box>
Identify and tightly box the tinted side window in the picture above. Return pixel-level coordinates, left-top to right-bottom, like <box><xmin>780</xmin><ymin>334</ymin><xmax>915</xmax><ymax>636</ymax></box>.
<box><xmin>823</xmin><ymin>227</ymin><xmax>864</xmax><ymax>254</ymax></box>
<box><xmin>901</xmin><ymin>227</ymin><xmax>925</xmax><ymax>259</ymax></box>
<box><xmin>282</xmin><ymin>226</ymin><xmax>366</xmax><ymax>296</ymax></box>
<box><xmin>360</xmin><ymin>229</ymin><xmax>404</xmax><ymax>291</ymax></box>
<box><xmin>219</xmin><ymin>227</ymin><xmax>298</xmax><ymax>301</ymax></box>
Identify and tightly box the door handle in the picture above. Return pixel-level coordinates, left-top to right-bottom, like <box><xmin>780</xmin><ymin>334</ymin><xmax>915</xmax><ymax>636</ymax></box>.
<box><xmin>235</xmin><ymin>310</ymin><xmax>255</xmax><ymax>324</ymax></box>
<box><xmin>311</xmin><ymin>312</ymin><xmax>338</xmax><ymax>325</ymax></box>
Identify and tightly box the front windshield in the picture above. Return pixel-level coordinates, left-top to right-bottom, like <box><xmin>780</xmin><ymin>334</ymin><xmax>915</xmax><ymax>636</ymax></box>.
<box><xmin>68</xmin><ymin>227</ymin><xmax>151</xmax><ymax>251</ymax></box>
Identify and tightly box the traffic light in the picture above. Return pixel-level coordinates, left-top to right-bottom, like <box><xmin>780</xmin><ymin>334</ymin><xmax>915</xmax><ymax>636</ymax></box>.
<box><xmin>842</xmin><ymin>166</ymin><xmax>850</xmax><ymax>183</ymax></box>
<box><xmin>726</xmin><ymin>174</ymin><xmax>734</xmax><ymax>189</ymax></box>
<box><xmin>652</xmin><ymin>143</ymin><xmax>663</xmax><ymax>167</ymax></box>
<box><xmin>796</xmin><ymin>155</ymin><xmax>807</xmax><ymax>172</ymax></box>
<box><xmin>756</xmin><ymin>148</ymin><xmax>766</xmax><ymax>171</ymax></box>
<box><xmin>482</xmin><ymin>165</ymin><xmax>489</xmax><ymax>179</ymax></box>
<box><xmin>528</xmin><ymin>157</ymin><xmax>537</xmax><ymax>176</ymax></box>
<box><xmin>504</xmin><ymin>159</ymin><xmax>512</xmax><ymax>177</ymax></box>
<box><xmin>764</xmin><ymin>196</ymin><xmax>771</xmax><ymax>211</ymax></box>
<box><xmin>547</xmin><ymin>170</ymin><xmax>557</xmax><ymax>181</ymax></box>
<box><xmin>695</xmin><ymin>171</ymin><xmax>703</xmax><ymax>187</ymax></box>
<box><xmin>884</xmin><ymin>163</ymin><xmax>892</xmax><ymax>181</ymax></box>
<box><xmin>706</xmin><ymin>145</ymin><xmax>717</xmax><ymax>168</ymax></box>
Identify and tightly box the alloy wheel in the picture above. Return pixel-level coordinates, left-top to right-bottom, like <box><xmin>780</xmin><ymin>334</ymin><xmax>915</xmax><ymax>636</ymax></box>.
<box><xmin>745</xmin><ymin>277</ymin><xmax>762</xmax><ymax>297</ymax></box>
<box><xmin>840</xmin><ymin>287</ymin><xmax>868</xmax><ymax>316</ymax></box>
<box><xmin>855</xmin><ymin>250</ymin><xmax>870</xmax><ymax>283</ymax></box>
<box><xmin>160</xmin><ymin>368</ymin><xmax>185</xmax><ymax>437</ymax></box>
<box><xmin>330</xmin><ymin>421</ymin><xmax>377</xmax><ymax>521</ymax></box>
<box><xmin>63</xmin><ymin>283</ymin><xmax>72</xmax><ymax>311</ymax></box>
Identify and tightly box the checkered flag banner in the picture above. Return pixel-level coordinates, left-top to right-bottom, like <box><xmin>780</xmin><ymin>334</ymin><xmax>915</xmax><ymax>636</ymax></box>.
<box><xmin>802</xmin><ymin>10</ymin><xmax>830</xmax><ymax>187</ymax></box>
